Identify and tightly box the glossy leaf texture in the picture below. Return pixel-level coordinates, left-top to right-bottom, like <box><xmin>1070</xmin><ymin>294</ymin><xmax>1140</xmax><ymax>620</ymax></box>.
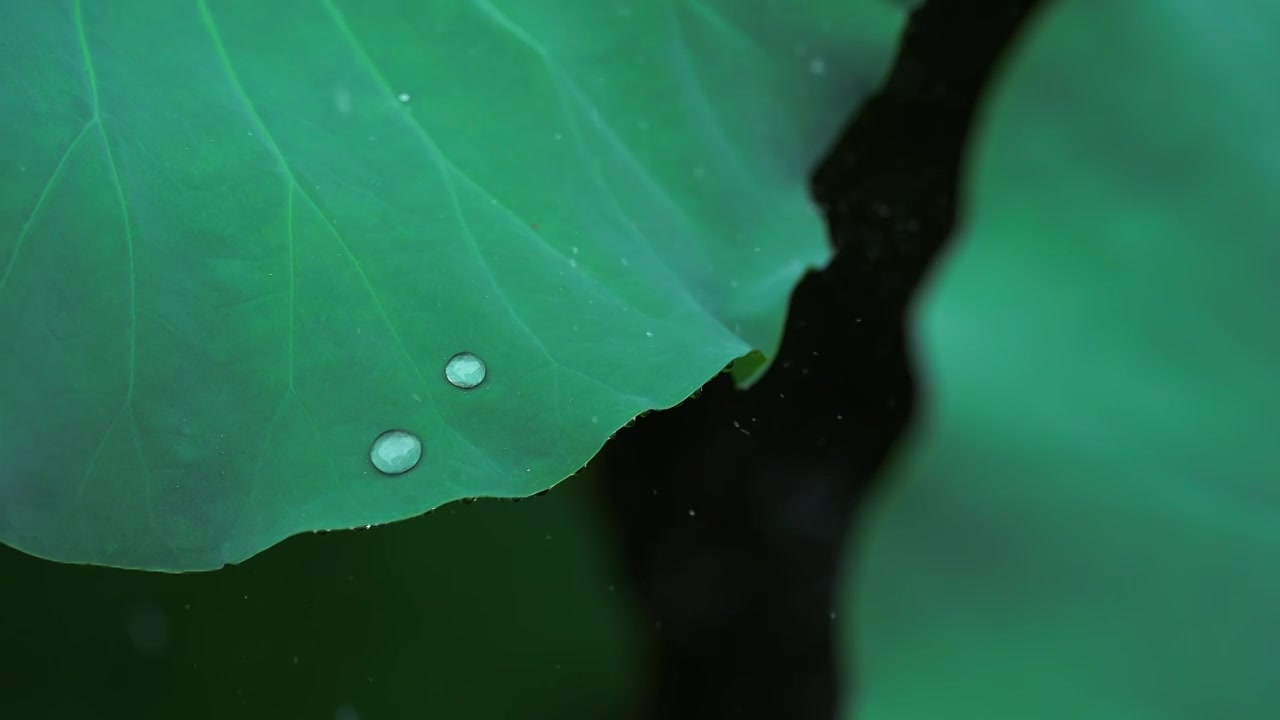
<box><xmin>0</xmin><ymin>476</ymin><xmax>644</xmax><ymax>719</ymax></box>
<box><xmin>0</xmin><ymin>0</ymin><xmax>909</xmax><ymax>570</ymax></box>
<box><xmin>843</xmin><ymin>1</ymin><xmax>1280</xmax><ymax>718</ymax></box>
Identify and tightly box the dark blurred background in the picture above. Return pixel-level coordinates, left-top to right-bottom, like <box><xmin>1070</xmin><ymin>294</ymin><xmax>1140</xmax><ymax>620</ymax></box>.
<box><xmin>0</xmin><ymin>2</ymin><xmax>1040</xmax><ymax>719</ymax></box>
<box><xmin>600</xmin><ymin>1</ymin><xmax>1039</xmax><ymax>718</ymax></box>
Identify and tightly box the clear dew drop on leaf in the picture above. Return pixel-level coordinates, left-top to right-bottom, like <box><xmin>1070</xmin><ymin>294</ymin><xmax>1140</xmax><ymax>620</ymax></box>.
<box><xmin>444</xmin><ymin>351</ymin><xmax>487</xmax><ymax>389</ymax></box>
<box><xmin>368</xmin><ymin>429</ymin><xmax>423</xmax><ymax>475</ymax></box>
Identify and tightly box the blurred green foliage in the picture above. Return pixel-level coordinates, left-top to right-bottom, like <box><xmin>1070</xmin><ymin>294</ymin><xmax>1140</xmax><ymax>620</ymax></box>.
<box><xmin>844</xmin><ymin>0</ymin><xmax>1280</xmax><ymax>717</ymax></box>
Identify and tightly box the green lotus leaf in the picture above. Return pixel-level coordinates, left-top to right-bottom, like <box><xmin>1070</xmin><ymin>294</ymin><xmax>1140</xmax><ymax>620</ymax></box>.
<box><xmin>0</xmin><ymin>0</ymin><xmax>909</xmax><ymax>570</ymax></box>
<box><xmin>842</xmin><ymin>1</ymin><xmax>1280</xmax><ymax>717</ymax></box>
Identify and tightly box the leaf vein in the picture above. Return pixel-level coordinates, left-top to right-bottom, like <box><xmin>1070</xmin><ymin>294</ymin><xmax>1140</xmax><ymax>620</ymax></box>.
<box><xmin>0</xmin><ymin>120</ymin><xmax>93</xmax><ymax>297</ymax></box>
<box><xmin>75</xmin><ymin>0</ymin><xmax>140</xmax><ymax>405</ymax></box>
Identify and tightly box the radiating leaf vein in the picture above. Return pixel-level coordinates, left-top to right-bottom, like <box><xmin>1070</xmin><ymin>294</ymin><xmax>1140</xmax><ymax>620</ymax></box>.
<box><xmin>75</xmin><ymin>0</ymin><xmax>140</xmax><ymax>406</ymax></box>
<box><xmin>0</xmin><ymin>120</ymin><xmax>93</xmax><ymax>298</ymax></box>
<box><xmin>324</xmin><ymin>0</ymin><xmax>657</xmax><ymax>417</ymax></box>
<box><xmin>466</xmin><ymin>0</ymin><xmax>739</xmax><ymax>343</ymax></box>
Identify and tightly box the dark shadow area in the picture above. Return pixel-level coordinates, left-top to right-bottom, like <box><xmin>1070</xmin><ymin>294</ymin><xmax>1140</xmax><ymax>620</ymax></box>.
<box><xmin>599</xmin><ymin>2</ymin><xmax>1043</xmax><ymax>718</ymax></box>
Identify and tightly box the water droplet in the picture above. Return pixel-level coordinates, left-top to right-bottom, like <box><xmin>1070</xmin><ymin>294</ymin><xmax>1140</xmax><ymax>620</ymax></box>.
<box><xmin>397</xmin><ymin>92</ymin><xmax>411</xmax><ymax>102</ymax></box>
<box><xmin>444</xmin><ymin>351</ymin><xmax>487</xmax><ymax>389</ymax></box>
<box><xmin>369</xmin><ymin>429</ymin><xmax>422</xmax><ymax>475</ymax></box>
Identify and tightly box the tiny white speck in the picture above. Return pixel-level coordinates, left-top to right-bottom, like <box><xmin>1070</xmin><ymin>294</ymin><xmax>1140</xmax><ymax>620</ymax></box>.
<box><xmin>645</xmin><ymin>331</ymin><xmax>653</xmax><ymax>337</ymax></box>
<box><xmin>569</xmin><ymin>258</ymin><xmax>577</xmax><ymax>268</ymax></box>
<box><xmin>571</xmin><ymin>246</ymin><xmax>579</xmax><ymax>254</ymax></box>
<box><xmin>688</xmin><ymin>508</ymin><xmax>696</xmax><ymax>517</ymax></box>
<box><xmin>397</xmin><ymin>92</ymin><xmax>411</xmax><ymax>102</ymax></box>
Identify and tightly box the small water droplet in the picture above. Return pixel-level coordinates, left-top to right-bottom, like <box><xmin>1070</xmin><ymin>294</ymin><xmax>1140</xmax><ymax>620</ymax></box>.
<box><xmin>369</xmin><ymin>429</ymin><xmax>422</xmax><ymax>475</ymax></box>
<box><xmin>397</xmin><ymin>92</ymin><xmax>411</xmax><ymax>102</ymax></box>
<box><xmin>444</xmin><ymin>351</ymin><xmax>487</xmax><ymax>389</ymax></box>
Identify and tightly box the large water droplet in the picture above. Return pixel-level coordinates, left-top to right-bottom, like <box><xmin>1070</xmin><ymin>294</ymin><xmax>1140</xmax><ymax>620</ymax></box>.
<box><xmin>444</xmin><ymin>351</ymin><xmax>487</xmax><ymax>389</ymax></box>
<box><xmin>369</xmin><ymin>429</ymin><xmax>422</xmax><ymax>475</ymax></box>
